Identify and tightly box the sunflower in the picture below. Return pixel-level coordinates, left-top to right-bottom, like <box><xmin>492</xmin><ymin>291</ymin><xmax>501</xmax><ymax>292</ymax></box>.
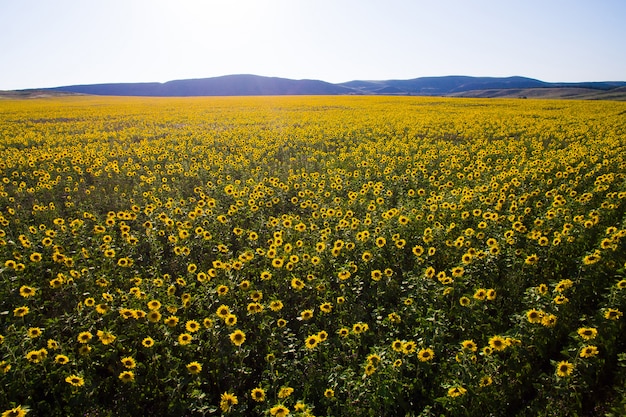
<box><xmin>1</xmin><ymin>405</ymin><xmax>28</xmax><ymax>417</ymax></box>
<box><xmin>577</xmin><ymin>327</ymin><xmax>598</xmax><ymax>340</ymax></box>
<box><xmin>319</xmin><ymin>302</ymin><xmax>333</xmax><ymax>313</ymax></box>
<box><xmin>367</xmin><ymin>353</ymin><xmax>381</xmax><ymax>366</ymax></box>
<box><xmin>338</xmin><ymin>328</ymin><xmax>350</xmax><ymax>337</ymax></box>
<box><xmin>370</xmin><ymin>270</ymin><xmax>383</xmax><ymax>281</ymax></box>
<box><xmin>388</xmin><ymin>312</ymin><xmax>401</xmax><ymax>323</ymax></box>
<box><xmin>447</xmin><ymin>386</ymin><xmax>467</xmax><ymax>397</ymax></box>
<box><xmin>459</xmin><ymin>297</ymin><xmax>471</xmax><ymax>307</ymax></box>
<box><xmin>402</xmin><ymin>341</ymin><xmax>417</xmax><ymax>354</ymax></box>
<box><xmin>300</xmin><ymin>309</ymin><xmax>314</xmax><ymax>320</ymax></box>
<box><xmin>488</xmin><ymin>335</ymin><xmax>507</xmax><ymax>351</ymax></box>
<box><xmin>290</xmin><ymin>278</ymin><xmax>305</xmax><ymax>291</ymax></box>
<box><xmin>55</xmin><ymin>354</ymin><xmax>69</xmax><ymax>365</ymax></box>
<box><xmin>555</xmin><ymin>360</ymin><xmax>574</xmax><ymax>377</ymax></box>
<box><xmin>479</xmin><ymin>375</ymin><xmax>493</xmax><ymax>387</ymax></box>
<box><xmin>186</xmin><ymin>361</ymin><xmax>202</xmax><ymax>374</ymax></box>
<box><xmin>269</xmin><ymin>405</ymin><xmax>289</xmax><ymax>417</ymax></box>
<box><xmin>185</xmin><ymin>320</ymin><xmax>200</xmax><ymax>332</ymax></box>
<box><xmin>305</xmin><ymin>334</ymin><xmax>320</xmax><ymax>349</ymax></box>
<box><xmin>246</xmin><ymin>302</ymin><xmax>262</xmax><ymax>314</ymax></box>
<box><xmin>324</xmin><ymin>388</ymin><xmax>335</xmax><ymax>398</ymax></box>
<box><xmin>142</xmin><ymin>337</ymin><xmax>155</xmax><ymax>348</ymax></box>
<box><xmin>217</xmin><ymin>285</ymin><xmax>229</xmax><ymax>296</ymax></box>
<box><xmin>77</xmin><ymin>331</ymin><xmax>92</xmax><ymax>344</ymax></box>
<box><xmin>28</xmin><ymin>251</ymin><xmax>43</xmax><ymax>263</ymax></box>
<box><xmin>451</xmin><ymin>267</ymin><xmax>464</xmax><ymax>278</ymax></box>
<box><xmin>223</xmin><ymin>314</ymin><xmax>237</xmax><ymax>326</ymax></box>
<box><xmin>583</xmin><ymin>253</ymin><xmax>601</xmax><ymax>265</ymax></box>
<box><xmin>424</xmin><ymin>266</ymin><xmax>436</xmax><ymax>279</ymax></box>
<box><xmin>392</xmin><ymin>340</ymin><xmax>404</xmax><ymax>352</ymax></box>
<box><xmin>65</xmin><ymin>374</ymin><xmax>85</xmax><ymax>387</ymax></box>
<box><xmin>216</xmin><ymin>305</ymin><xmax>231</xmax><ymax>318</ymax></box>
<box><xmin>541</xmin><ymin>314</ymin><xmax>558</xmax><ymax>327</ymax></box>
<box><xmin>473</xmin><ymin>288</ymin><xmax>487</xmax><ymax>300</ymax></box>
<box><xmin>412</xmin><ymin>245</ymin><xmax>424</xmax><ymax>257</ymax></box>
<box><xmin>97</xmin><ymin>330</ymin><xmax>116</xmax><ymax>345</ymax></box>
<box><xmin>604</xmin><ymin>308</ymin><xmax>623</xmax><ymax>320</ymax></box>
<box><xmin>278</xmin><ymin>386</ymin><xmax>294</xmax><ymax>398</ymax></box>
<box><xmin>525</xmin><ymin>254</ymin><xmax>539</xmax><ymax>265</ymax></box>
<box><xmin>134</xmin><ymin>309</ymin><xmax>147</xmax><ymax>319</ymax></box>
<box><xmin>526</xmin><ymin>309</ymin><xmax>543</xmax><ymax>324</ymax></box>
<box><xmin>230</xmin><ymin>330</ymin><xmax>246</xmax><ymax>346</ymax></box>
<box><xmin>580</xmin><ymin>345</ymin><xmax>599</xmax><ymax>358</ymax></box>
<box><xmin>461</xmin><ymin>253</ymin><xmax>473</xmax><ymax>264</ymax></box>
<box><xmin>417</xmin><ymin>348</ymin><xmax>435</xmax><ymax>362</ymax></box>
<box><xmin>178</xmin><ymin>333</ymin><xmax>192</xmax><ymax>345</ymax></box>
<box><xmin>337</xmin><ymin>270</ymin><xmax>351</xmax><ymax>280</ymax></box>
<box><xmin>13</xmin><ymin>306</ymin><xmax>29</xmax><ymax>317</ymax></box>
<box><xmin>27</xmin><ymin>327</ymin><xmax>42</xmax><ymax>338</ymax></box>
<box><xmin>147</xmin><ymin>310</ymin><xmax>162</xmax><ymax>323</ymax></box>
<box><xmin>554</xmin><ymin>279</ymin><xmax>574</xmax><ymax>293</ymax></box>
<box><xmin>251</xmin><ymin>387</ymin><xmax>265</xmax><ymax>402</ymax></box>
<box><xmin>461</xmin><ymin>340</ymin><xmax>477</xmax><ymax>352</ymax></box>
<box><xmin>19</xmin><ymin>286</ymin><xmax>36</xmax><ymax>298</ymax></box>
<box><xmin>118</xmin><ymin>371</ymin><xmax>135</xmax><ymax>383</ymax></box>
<box><xmin>164</xmin><ymin>316</ymin><xmax>179</xmax><ymax>327</ymax></box>
<box><xmin>121</xmin><ymin>357</ymin><xmax>136</xmax><ymax>369</ymax></box>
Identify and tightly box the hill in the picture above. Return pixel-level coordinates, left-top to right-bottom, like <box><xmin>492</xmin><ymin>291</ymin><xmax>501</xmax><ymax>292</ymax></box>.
<box><xmin>4</xmin><ymin>75</ymin><xmax>626</xmax><ymax>99</ymax></box>
<box><xmin>45</xmin><ymin>74</ymin><xmax>353</xmax><ymax>97</ymax></box>
<box><xmin>448</xmin><ymin>86</ymin><xmax>626</xmax><ymax>100</ymax></box>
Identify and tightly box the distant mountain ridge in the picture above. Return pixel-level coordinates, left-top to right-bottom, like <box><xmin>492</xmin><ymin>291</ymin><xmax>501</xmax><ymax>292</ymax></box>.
<box><xmin>12</xmin><ymin>74</ymin><xmax>626</xmax><ymax>99</ymax></box>
<box><xmin>338</xmin><ymin>76</ymin><xmax>626</xmax><ymax>95</ymax></box>
<box><xmin>46</xmin><ymin>75</ymin><xmax>353</xmax><ymax>96</ymax></box>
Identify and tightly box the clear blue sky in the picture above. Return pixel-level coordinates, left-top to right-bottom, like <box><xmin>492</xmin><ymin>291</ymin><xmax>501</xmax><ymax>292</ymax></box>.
<box><xmin>1</xmin><ymin>0</ymin><xmax>625</xmax><ymax>90</ymax></box>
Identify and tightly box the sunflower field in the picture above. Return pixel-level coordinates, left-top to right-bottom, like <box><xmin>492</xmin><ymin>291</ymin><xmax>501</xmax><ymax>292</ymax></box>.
<box><xmin>1</xmin><ymin>95</ymin><xmax>626</xmax><ymax>417</ymax></box>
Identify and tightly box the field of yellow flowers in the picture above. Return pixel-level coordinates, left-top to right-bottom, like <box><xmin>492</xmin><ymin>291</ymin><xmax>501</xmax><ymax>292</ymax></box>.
<box><xmin>1</xmin><ymin>95</ymin><xmax>626</xmax><ymax>417</ymax></box>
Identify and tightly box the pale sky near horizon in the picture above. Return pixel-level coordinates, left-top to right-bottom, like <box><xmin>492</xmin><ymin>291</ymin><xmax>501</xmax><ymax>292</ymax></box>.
<box><xmin>1</xmin><ymin>0</ymin><xmax>625</xmax><ymax>90</ymax></box>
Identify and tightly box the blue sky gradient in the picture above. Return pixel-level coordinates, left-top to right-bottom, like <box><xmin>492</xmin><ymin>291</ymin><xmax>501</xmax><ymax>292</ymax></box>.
<box><xmin>1</xmin><ymin>0</ymin><xmax>625</xmax><ymax>90</ymax></box>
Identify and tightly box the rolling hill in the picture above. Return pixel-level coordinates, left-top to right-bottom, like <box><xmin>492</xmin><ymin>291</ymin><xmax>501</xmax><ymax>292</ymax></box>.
<box><xmin>45</xmin><ymin>75</ymin><xmax>353</xmax><ymax>96</ymax></box>
<box><xmin>4</xmin><ymin>74</ymin><xmax>626</xmax><ymax>99</ymax></box>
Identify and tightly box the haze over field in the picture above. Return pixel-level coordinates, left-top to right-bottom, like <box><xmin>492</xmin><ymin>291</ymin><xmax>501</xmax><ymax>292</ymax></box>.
<box><xmin>1</xmin><ymin>0</ymin><xmax>625</xmax><ymax>91</ymax></box>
